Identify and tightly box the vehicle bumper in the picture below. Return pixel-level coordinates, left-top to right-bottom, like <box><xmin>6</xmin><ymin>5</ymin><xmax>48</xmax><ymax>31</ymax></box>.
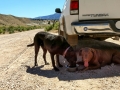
<box><xmin>71</xmin><ymin>20</ymin><xmax>120</xmax><ymax>36</ymax></box>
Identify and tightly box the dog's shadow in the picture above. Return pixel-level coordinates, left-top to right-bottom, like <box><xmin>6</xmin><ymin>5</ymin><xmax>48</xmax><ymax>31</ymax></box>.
<box><xmin>25</xmin><ymin>65</ymin><xmax>60</xmax><ymax>78</ymax></box>
<box><xmin>26</xmin><ymin>65</ymin><xmax>44</xmax><ymax>75</ymax></box>
<box><xmin>25</xmin><ymin>64</ymin><xmax>120</xmax><ymax>81</ymax></box>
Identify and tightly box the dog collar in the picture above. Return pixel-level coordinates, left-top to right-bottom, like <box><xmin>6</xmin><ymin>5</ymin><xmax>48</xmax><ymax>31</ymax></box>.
<box><xmin>63</xmin><ymin>47</ymin><xmax>71</xmax><ymax>57</ymax></box>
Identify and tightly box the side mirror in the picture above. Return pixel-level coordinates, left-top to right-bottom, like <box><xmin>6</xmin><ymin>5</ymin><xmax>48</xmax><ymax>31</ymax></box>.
<box><xmin>55</xmin><ymin>8</ymin><xmax>62</xmax><ymax>13</ymax></box>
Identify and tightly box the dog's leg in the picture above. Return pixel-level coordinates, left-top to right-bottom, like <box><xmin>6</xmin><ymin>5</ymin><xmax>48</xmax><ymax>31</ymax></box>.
<box><xmin>41</xmin><ymin>46</ymin><xmax>49</xmax><ymax>65</ymax></box>
<box><xmin>112</xmin><ymin>55</ymin><xmax>120</xmax><ymax>64</ymax></box>
<box><xmin>76</xmin><ymin>61</ymin><xmax>84</xmax><ymax>65</ymax></box>
<box><xmin>56</xmin><ymin>55</ymin><xmax>63</xmax><ymax>67</ymax></box>
<box><xmin>50</xmin><ymin>54</ymin><xmax>59</xmax><ymax>71</ymax></box>
<box><xmin>34</xmin><ymin>44</ymin><xmax>40</xmax><ymax>67</ymax></box>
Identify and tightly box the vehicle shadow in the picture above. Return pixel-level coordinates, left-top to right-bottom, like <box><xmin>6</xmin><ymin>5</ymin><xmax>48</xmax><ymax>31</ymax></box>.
<box><xmin>76</xmin><ymin>38</ymin><xmax>120</xmax><ymax>50</ymax></box>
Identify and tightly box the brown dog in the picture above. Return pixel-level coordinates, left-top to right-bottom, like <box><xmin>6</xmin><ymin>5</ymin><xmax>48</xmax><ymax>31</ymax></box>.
<box><xmin>27</xmin><ymin>31</ymin><xmax>77</xmax><ymax>71</ymax></box>
<box><xmin>77</xmin><ymin>47</ymin><xmax>120</xmax><ymax>71</ymax></box>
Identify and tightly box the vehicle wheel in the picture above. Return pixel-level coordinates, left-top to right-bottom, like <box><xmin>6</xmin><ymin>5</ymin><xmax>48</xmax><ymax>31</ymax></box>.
<box><xmin>58</xmin><ymin>29</ymin><xmax>64</xmax><ymax>36</ymax></box>
<box><xmin>62</xmin><ymin>17</ymin><xmax>78</xmax><ymax>46</ymax></box>
<box><xmin>59</xmin><ymin>29</ymin><xmax>78</xmax><ymax>46</ymax></box>
<box><xmin>66</xmin><ymin>34</ymin><xmax>78</xmax><ymax>46</ymax></box>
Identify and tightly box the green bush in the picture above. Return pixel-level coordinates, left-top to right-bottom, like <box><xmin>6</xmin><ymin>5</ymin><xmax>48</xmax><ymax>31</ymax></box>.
<box><xmin>53</xmin><ymin>22</ymin><xmax>59</xmax><ymax>30</ymax></box>
<box><xmin>0</xmin><ymin>26</ymin><xmax>6</xmax><ymax>34</ymax></box>
<box><xmin>17</xmin><ymin>26</ymin><xmax>23</xmax><ymax>32</ymax></box>
<box><xmin>0</xmin><ymin>25</ymin><xmax>49</xmax><ymax>34</ymax></box>
<box><xmin>0</xmin><ymin>29</ymin><xmax>3</xmax><ymax>34</ymax></box>
<box><xmin>45</xmin><ymin>25</ymin><xmax>53</xmax><ymax>31</ymax></box>
<box><xmin>7</xmin><ymin>26</ymin><xmax>15</xmax><ymax>34</ymax></box>
<box><xmin>44</xmin><ymin>21</ymin><xmax>59</xmax><ymax>31</ymax></box>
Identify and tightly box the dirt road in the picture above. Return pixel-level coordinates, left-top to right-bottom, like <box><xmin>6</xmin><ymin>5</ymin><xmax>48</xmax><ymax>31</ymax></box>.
<box><xmin>0</xmin><ymin>29</ymin><xmax>120</xmax><ymax>90</ymax></box>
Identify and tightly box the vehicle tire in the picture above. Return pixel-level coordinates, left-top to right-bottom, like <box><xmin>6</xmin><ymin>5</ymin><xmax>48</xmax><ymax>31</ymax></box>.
<box><xmin>62</xmin><ymin>17</ymin><xmax>78</xmax><ymax>46</ymax></box>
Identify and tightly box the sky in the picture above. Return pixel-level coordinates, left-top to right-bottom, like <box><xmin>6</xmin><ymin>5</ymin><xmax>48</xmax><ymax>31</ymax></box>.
<box><xmin>0</xmin><ymin>0</ymin><xmax>65</xmax><ymax>18</ymax></box>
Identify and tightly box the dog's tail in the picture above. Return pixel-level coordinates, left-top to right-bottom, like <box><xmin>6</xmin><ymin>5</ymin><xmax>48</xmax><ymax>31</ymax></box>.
<box><xmin>27</xmin><ymin>43</ymin><xmax>34</xmax><ymax>47</ymax></box>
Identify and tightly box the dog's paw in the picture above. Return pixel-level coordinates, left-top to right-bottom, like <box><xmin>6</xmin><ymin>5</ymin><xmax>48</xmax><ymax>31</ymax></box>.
<box><xmin>45</xmin><ymin>62</ymin><xmax>50</xmax><ymax>65</ymax></box>
<box><xmin>33</xmin><ymin>66</ymin><xmax>38</xmax><ymax>68</ymax></box>
<box><xmin>59</xmin><ymin>64</ymin><xmax>63</xmax><ymax>67</ymax></box>
<box><xmin>34</xmin><ymin>63</ymin><xmax>38</xmax><ymax>66</ymax></box>
<box><xmin>78</xmin><ymin>67</ymin><xmax>88</xmax><ymax>72</ymax></box>
<box><xmin>54</xmin><ymin>67</ymin><xmax>59</xmax><ymax>71</ymax></box>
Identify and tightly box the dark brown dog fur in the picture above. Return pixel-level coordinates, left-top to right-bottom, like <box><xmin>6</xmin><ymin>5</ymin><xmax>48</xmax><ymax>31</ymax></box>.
<box><xmin>77</xmin><ymin>47</ymin><xmax>120</xmax><ymax>71</ymax></box>
<box><xmin>27</xmin><ymin>31</ymin><xmax>77</xmax><ymax>71</ymax></box>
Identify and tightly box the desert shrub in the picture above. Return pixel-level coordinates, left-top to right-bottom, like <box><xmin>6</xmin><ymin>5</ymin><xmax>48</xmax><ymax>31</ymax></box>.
<box><xmin>53</xmin><ymin>22</ymin><xmax>59</xmax><ymax>30</ymax></box>
<box><xmin>45</xmin><ymin>25</ymin><xmax>53</xmax><ymax>31</ymax></box>
<box><xmin>22</xmin><ymin>27</ymin><xmax>27</xmax><ymax>31</ymax></box>
<box><xmin>0</xmin><ymin>29</ymin><xmax>3</xmax><ymax>34</ymax></box>
<box><xmin>0</xmin><ymin>25</ymin><xmax>47</xmax><ymax>34</ymax></box>
<box><xmin>16</xmin><ymin>26</ymin><xmax>23</xmax><ymax>32</ymax></box>
<box><xmin>44</xmin><ymin>21</ymin><xmax>59</xmax><ymax>31</ymax></box>
<box><xmin>8</xmin><ymin>26</ymin><xmax>15</xmax><ymax>34</ymax></box>
<box><xmin>33</xmin><ymin>25</ymin><xmax>37</xmax><ymax>29</ymax></box>
<box><xmin>26</xmin><ymin>26</ymin><xmax>31</xmax><ymax>31</ymax></box>
<box><xmin>0</xmin><ymin>26</ymin><xmax>6</xmax><ymax>34</ymax></box>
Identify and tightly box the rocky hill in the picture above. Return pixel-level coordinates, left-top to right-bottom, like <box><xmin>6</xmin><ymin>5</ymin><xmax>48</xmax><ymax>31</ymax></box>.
<box><xmin>0</xmin><ymin>14</ymin><xmax>33</xmax><ymax>26</ymax></box>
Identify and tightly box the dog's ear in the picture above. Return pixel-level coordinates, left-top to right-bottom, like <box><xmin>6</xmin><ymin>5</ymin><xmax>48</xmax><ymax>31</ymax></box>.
<box><xmin>89</xmin><ymin>48</ymin><xmax>96</xmax><ymax>60</ymax></box>
<box><xmin>90</xmin><ymin>48</ymin><xmax>95</xmax><ymax>54</ymax></box>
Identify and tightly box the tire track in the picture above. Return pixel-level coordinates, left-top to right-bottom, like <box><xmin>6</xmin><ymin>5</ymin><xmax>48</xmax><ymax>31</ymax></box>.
<box><xmin>0</xmin><ymin>30</ymin><xmax>57</xmax><ymax>75</ymax></box>
<box><xmin>0</xmin><ymin>36</ymin><xmax>33</xmax><ymax>74</ymax></box>
<box><xmin>0</xmin><ymin>31</ymin><xmax>36</xmax><ymax>80</ymax></box>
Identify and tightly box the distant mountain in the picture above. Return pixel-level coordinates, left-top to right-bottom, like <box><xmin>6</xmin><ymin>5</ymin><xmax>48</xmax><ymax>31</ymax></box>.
<box><xmin>34</xmin><ymin>13</ymin><xmax>61</xmax><ymax>20</ymax></box>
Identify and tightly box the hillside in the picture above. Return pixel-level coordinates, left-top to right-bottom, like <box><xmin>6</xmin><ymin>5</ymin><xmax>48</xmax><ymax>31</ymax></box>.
<box><xmin>0</xmin><ymin>13</ymin><xmax>60</xmax><ymax>27</ymax></box>
<box><xmin>34</xmin><ymin>13</ymin><xmax>61</xmax><ymax>20</ymax></box>
<box><xmin>0</xmin><ymin>14</ymin><xmax>33</xmax><ymax>26</ymax></box>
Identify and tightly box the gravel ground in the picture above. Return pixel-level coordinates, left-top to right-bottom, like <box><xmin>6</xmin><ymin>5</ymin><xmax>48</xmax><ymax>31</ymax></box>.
<box><xmin>0</xmin><ymin>29</ymin><xmax>120</xmax><ymax>90</ymax></box>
